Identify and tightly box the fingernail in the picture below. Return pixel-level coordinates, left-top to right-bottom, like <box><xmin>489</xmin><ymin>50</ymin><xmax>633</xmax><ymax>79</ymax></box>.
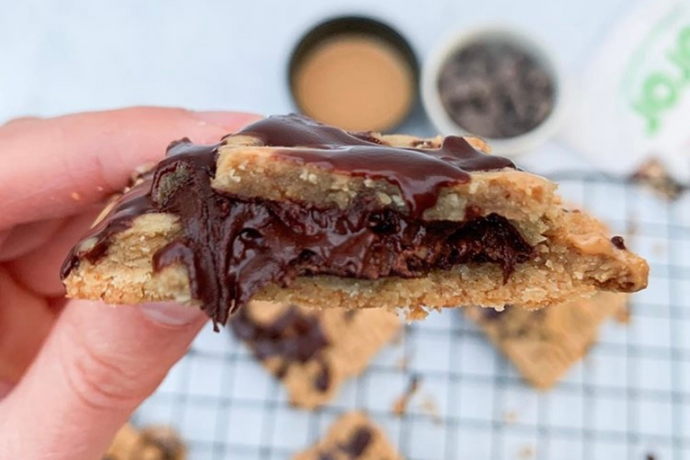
<box><xmin>140</xmin><ymin>302</ymin><xmax>205</xmax><ymax>327</ymax></box>
<box><xmin>191</xmin><ymin>111</ymin><xmax>263</xmax><ymax>129</ymax></box>
<box><xmin>0</xmin><ymin>380</ymin><xmax>14</xmax><ymax>399</ymax></box>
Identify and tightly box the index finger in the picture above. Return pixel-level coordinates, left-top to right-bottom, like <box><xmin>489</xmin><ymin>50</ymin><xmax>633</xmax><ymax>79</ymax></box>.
<box><xmin>0</xmin><ymin>108</ymin><xmax>261</xmax><ymax>230</ymax></box>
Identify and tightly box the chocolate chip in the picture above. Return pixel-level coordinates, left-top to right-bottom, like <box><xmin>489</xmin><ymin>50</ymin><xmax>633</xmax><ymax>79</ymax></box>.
<box><xmin>611</xmin><ymin>236</ymin><xmax>626</xmax><ymax>250</ymax></box>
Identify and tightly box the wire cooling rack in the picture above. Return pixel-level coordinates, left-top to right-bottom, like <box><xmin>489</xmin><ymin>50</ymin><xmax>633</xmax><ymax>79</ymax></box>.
<box><xmin>133</xmin><ymin>174</ymin><xmax>690</xmax><ymax>460</ymax></box>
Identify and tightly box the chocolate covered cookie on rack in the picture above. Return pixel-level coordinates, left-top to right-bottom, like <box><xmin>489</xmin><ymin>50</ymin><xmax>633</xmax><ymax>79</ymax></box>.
<box><xmin>231</xmin><ymin>301</ymin><xmax>401</xmax><ymax>409</ymax></box>
<box><xmin>62</xmin><ymin>114</ymin><xmax>648</xmax><ymax>324</ymax></box>
<box><xmin>294</xmin><ymin>411</ymin><xmax>402</xmax><ymax>460</ymax></box>
<box><xmin>465</xmin><ymin>291</ymin><xmax>628</xmax><ymax>389</ymax></box>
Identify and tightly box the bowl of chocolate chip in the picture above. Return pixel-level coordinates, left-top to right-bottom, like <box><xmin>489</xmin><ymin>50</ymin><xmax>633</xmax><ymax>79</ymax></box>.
<box><xmin>422</xmin><ymin>27</ymin><xmax>567</xmax><ymax>156</ymax></box>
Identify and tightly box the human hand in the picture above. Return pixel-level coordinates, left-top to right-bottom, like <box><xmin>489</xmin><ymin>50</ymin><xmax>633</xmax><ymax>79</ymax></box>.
<box><xmin>0</xmin><ymin>108</ymin><xmax>260</xmax><ymax>459</ymax></box>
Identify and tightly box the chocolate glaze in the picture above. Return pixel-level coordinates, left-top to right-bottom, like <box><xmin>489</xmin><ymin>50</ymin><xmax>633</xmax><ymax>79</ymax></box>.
<box><xmin>243</xmin><ymin>115</ymin><xmax>516</xmax><ymax>216</ymax></box>
<box><xmin>318</xmin><ymin>426</ymin><xmax>374</xmax><ymax>460</ymax></box>
<box><xmin>61</xmin><ymin>115</ymin><xmax>529</xmax><ymax>326</ymax></box>
<box><xmin>230</xmin><ymin>305</ymin><xmax>331</xmax><ymax>391</ymax></box>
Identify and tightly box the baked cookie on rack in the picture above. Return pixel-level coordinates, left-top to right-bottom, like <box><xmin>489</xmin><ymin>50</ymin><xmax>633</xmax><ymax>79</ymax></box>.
<box><xmin>231</xmin><ymin>301</ymin><xmax>401</xmax><ymax>409</ymax></box>
<box><xmin>61</xmin><ymin>114</ymin><xmax>648</xmax><ymax>324</ymax></box>
<box><xmin>465</xmin><ymin>291</ymin><xmax>628</xmax><ymax>389</ymax></box>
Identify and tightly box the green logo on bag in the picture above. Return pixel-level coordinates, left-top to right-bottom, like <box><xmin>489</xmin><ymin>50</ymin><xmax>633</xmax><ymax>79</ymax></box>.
<box><xmin>633</xmin><ymin>26</ymin><xmax>690</xmax><ymax>135</ymax></box>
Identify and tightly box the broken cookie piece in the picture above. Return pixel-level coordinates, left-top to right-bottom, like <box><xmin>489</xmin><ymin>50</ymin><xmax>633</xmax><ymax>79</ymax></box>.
<box><xmin>294</xmin><ymin>411</ymin><xmax>402</xmax><ymax>460</ymax></box>
<box><xmin>231</xmin><ymin>301</ymin><xmax>401</xmax><ymax>409</ymax></box>
<box><xmin>465</xmin><ymin>292</ymin><xmax>628</xmax><ymax>389</ymax></box>
<box><xmin>104</xmin><ymin>424</ymin><xmax>186</xmax><ymax>460</ymax></box>
<box><xmin>62</xmin><ymin>114</ymin><xmax>648</xmax><ymax>325</ymax></box>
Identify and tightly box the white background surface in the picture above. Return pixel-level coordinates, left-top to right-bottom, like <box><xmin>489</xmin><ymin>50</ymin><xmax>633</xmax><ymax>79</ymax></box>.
<box><xmin>0</xmin><ymin>0</ymin><xmax>633</xmax><ymax>174</ymax></box>
<box><xmin>3</xmin><ymin>1</ymin><xmax>689</xmax><ymax>460</ymax></box>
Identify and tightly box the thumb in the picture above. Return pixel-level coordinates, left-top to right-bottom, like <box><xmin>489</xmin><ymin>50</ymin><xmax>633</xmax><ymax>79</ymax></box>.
<box><xmin>0</xmin><ymin>300</ymin><xmax>207</xmax><ymax>459</ymax></box>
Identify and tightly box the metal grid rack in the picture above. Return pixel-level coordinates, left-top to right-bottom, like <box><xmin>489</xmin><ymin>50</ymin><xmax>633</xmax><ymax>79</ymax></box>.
<box><xmin>134</xmin><ymin>174</ymin><xmax>690</xmax><ymax>460</ymax></box>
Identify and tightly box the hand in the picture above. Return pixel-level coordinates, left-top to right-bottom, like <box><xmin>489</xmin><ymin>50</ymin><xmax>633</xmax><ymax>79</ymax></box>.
<box><xmin>0</xmin><ymin>108</ymin><xmax>260</xmax><ymax>459</ymax></box>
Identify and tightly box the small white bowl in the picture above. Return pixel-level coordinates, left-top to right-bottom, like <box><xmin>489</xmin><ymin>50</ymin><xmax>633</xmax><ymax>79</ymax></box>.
<box><xmin>421</xmin><ymin>25</ymin><xmax>569</xmax><ymax>157</ymax></box>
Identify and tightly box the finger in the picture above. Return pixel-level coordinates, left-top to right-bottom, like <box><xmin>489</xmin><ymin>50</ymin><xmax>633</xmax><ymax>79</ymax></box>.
<box><xmin>0</xmin><ymin>267</ymin><xmax>56</xmax><ymax>382</ymax></box>
<box><xmin>3</xmin><ymin>116</ymin><xmax>41</xmax><ymax>127</ymax></box>
<box><xmin>0</xmin><ymin>218</ymin><xmax>65</xmax><ymax>262</ymax></box>
<box><xmin>7</xmin><ymin>209</ymin><xmax>101</xmax><ymax>297</ymax></box>
<box><xmin>0</xmin><ymin>299</ymin><xmax>207</xmax><ymax>460</ymax></box>
<box><xmin>0</xmin><ymin>380</ymin><xmax>12</xmax><ymax>399</ymax></box>
<box><xmin>0</xmin><ymin>107</ymin><xmax>261</xmax><ymax>229</ymax></box>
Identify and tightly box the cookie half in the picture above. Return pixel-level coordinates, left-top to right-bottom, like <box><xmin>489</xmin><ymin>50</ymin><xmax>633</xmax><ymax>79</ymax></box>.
<box><xmin>231</xmin><ymin>301</ymin><xmax>401</xmax><ymax>409</ymax></box>
<box><xmin>465</xmin><ymin>292</ymin><xmax>627</xmax><ymax>389</ymax></box>
<box><xmin>293</xmin><ymin>411</ymin><xmax>402</xmax><ymax>460</ymax></box>
<box><xmin>62</xmin><ymin>114</ymin><xmax>648</xmax><ymax>324</ymax></box>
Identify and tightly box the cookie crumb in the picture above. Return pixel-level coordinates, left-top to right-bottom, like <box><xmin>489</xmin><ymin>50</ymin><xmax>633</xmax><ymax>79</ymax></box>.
<box><xmin>420</xmin><ymin>396</ymin><xmax>443</xmax><ymax>425</ymax></box>
<box><xmin>503</xmin><ymin>411</ymin><xmax>518</xmax><ymax>424</ymax></box>
<box><xmin>395</xmin><ymin>354</ymin><xmax>410</xmax><ymax>371</ymax></box>
<box><xmin>518</xmin><ymin>445</ymin><xmax>535</xmax><ymax>459</ymax></box>
<box><xmin>631</xmin><ymin>158</ymin><xmax>686</xmax><ymax>201</ymax></box>
<box><xmin>392</xmin><ymin>375</ymin><xmax>422</xmax><ymax>416</ymax></box>
<box><xmin>626</xmin><ymin>214</ymin><xmax>639</xmax><ymax>238</ymax></box>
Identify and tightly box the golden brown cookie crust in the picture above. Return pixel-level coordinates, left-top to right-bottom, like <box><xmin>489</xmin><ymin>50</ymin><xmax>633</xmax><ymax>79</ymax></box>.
<box><xmin>63</xmin><ymin>131</ymin><xmax>648</xmax><ymax>317</ymax></box>
<box><xmin>465</xmin><ymin>292</ymin><xmax>628</xmax><ymax>389</ymax></box>
<box><xmin>293</xmin><ymin>411</ymin><xmax>402</xmax><ymax>460</ymax></box>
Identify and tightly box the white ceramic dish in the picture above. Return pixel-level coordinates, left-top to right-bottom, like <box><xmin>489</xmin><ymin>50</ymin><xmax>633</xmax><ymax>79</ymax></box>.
<box><xmin>421</xmin><ymin>25</ymin><xmax>569</xmax><ymax>157</ymax></box>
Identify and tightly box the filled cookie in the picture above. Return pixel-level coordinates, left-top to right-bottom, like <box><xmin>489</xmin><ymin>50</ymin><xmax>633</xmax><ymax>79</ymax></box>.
<box><xmin>62</xmin><ymin>115</ymin><xmax>648</xmax><ymax>325</ymax></box>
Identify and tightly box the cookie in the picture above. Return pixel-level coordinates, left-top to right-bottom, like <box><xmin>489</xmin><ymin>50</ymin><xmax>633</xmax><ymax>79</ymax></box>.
<box><xmin>465</xmin><ymin>292</ymin><xmax>628</xmax><ymax>389</ymax></box>
<box><xmin>293</xmin><ymin>411</ymin><xmax>402</xmax><ymax>460</ymax></box>
<box><xmin>231</xmin><ymin>301</ymin><xmax>401</xmax><ymax>409</ymax></box>
<box><xmin>61</xmin><ymin>114</ymin><xmax>648</xmax><ymax>325</ymax></box>
<box><xmin>104</xmin><ymin>424</ymin><xmax>185</xmax><ymax>460</ymax></box>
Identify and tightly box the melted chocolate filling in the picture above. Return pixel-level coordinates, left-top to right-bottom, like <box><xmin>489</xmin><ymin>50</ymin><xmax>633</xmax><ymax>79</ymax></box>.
<box><xmin>61</xmin><ymin>115</ymin><xmax>532</xmax><ymax>326</ymax></box>
<box><xmin>230</xmin><ymin>305</ymin><xmax>331</xmax><ymax>391</ymax></box>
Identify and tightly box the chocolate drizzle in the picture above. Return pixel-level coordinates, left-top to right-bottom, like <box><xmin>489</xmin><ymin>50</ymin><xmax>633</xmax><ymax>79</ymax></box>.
<box><xmin>61</xmin><ymin>115</ymin><xmax>529</xmax><ymax>326</ymax></box>
<box><xmin>244</xmin><ymin>115</ymin><xmax>516</xmax><ymax>217</ymax></box>
<box><xmin>230</xmin><ymin>305</ymin><xmax>331</xmax><ymax>391</ymax></box>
